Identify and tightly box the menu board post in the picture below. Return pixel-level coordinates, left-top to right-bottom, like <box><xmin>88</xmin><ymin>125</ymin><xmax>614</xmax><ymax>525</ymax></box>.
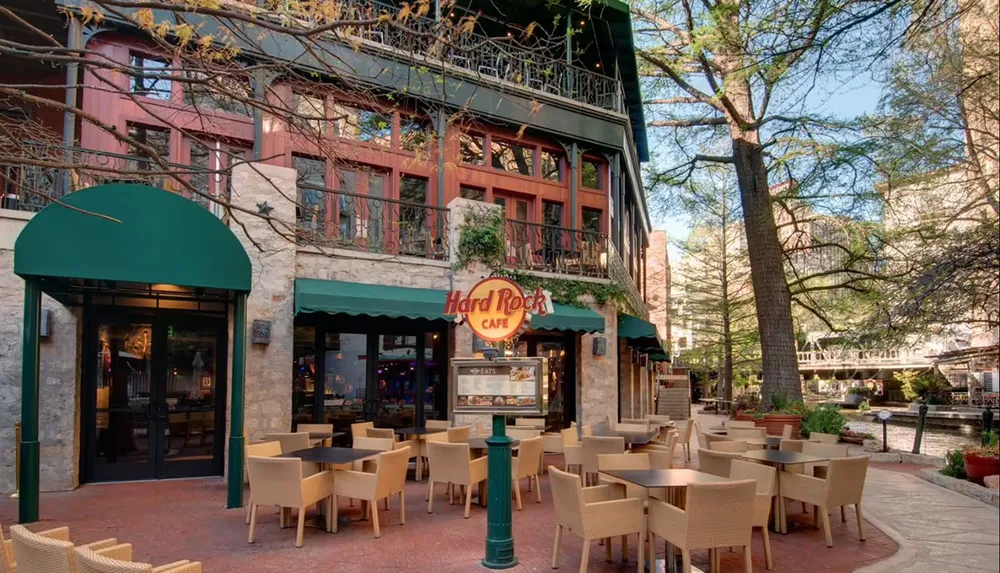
<box><xmin>482</xmin><ymin>413</ymin><xmax>516</xmax><ymax>569</ymax></box>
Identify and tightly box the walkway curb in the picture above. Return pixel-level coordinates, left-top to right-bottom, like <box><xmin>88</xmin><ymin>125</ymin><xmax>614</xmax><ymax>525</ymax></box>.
<box><xmin>850</xmin><ymin>512</ymin><xmax>917</xmax><ymax>573</ymax></box>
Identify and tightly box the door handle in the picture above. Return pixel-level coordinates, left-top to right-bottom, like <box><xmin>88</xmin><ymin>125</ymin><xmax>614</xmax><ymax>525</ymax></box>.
<box><xmin>157</xmin><ymin>402</ymin><xmax>168</xmax><ymax>421</ymax></box>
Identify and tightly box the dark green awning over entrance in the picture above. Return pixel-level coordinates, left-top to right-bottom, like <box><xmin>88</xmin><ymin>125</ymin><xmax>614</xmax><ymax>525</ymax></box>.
<box><xmin>295</xmin><ymin>278</ymin><xmax>450</xmax><ymax>322</ymax></box>
<box><xmin>529</xmin><ymin>304</ymin><xmax>605</xmax><ymax>334</ymax></box>
<box><xmin>618</xmin><ymin>314</ymin><xmax>663</xmax><ymax>351</ymax></box>
<box><xmin>14</xmin><ymin>184</ymin><xmax>251</xmax><ymax>292</ymax></box>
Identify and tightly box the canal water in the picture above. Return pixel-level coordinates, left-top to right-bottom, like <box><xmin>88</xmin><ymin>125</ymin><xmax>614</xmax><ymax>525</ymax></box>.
<box><xmin>844</xmin><ymin>415</ymin><xmax>981</xmax><ymax>457</ymax></box>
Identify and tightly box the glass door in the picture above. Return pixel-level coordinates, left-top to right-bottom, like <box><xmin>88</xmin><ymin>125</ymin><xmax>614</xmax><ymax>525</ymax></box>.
<box><xmin>522</xmin><ymin>332</ymin><xmax>577</xmax><ymax>430</ymax></box>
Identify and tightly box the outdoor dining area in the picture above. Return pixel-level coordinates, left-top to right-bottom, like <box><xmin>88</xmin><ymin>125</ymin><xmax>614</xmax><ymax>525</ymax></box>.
<box><xmin>1</xmin><ymin>412</ymin><xmax>880</xmax><ymax>573</ymax></box>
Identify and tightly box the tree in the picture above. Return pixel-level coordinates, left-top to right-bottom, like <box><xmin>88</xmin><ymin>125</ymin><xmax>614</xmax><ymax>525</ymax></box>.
<box><xmin>632</xmin><ymin>0</ymin><xmax>919</xmax><ymax>406</ymax></box>
<box><xmin>671</xmin><ymin>168</ymin><xmax>758</xmax><ymax>404</ymax></box>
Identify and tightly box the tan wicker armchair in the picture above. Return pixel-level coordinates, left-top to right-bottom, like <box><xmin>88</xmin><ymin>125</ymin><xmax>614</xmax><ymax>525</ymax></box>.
<box><xmin>512</xmin><ymin>436</ymin><xmax>545</xmax><ymax>509</ymax></box>
<box><xmin>426</xmin><ymin>420</ymin><xmax>451</xmax><ymax>430</ymax></box>
<box><xmin>680</xmin><ymin>419</ymin><xmax>694</xmax><ymax>462</ymax></box>
<box><xmin>781</xmin><ymin>425</ymin><xmax>793</xmax><ymax>439</ymax></box>
<box><xmin>367</xmin><ymin>428</ymin><xmax>396</xmax><ymax>440</ymax></box>
<box><xmin>447</xmin><ymin>426</ymin><xmax>472</xmax><ymax>442</ymax></box>
<box><xmin>697</xmin><ymin>448</ymin><xmax>743</xmax><ymax>478</ymax></box>
<box><xmin>548</xmin><ymin>466</ymin><xmax>646</xmax><ymax>573</ymax></box>
<box><xmin>297</xmin><ymin>423</ymin><xmax>334</xmax><ymax>446</ymax></box>
<box><xmin>3</xmin><ymin>525</ymin><xmax>122</xmax><ymax>573</ymax></box>
<box><xmin>246</xmin><ymin>457</ymin><xmax>335</xmax><ymax>547</ymax></box>
<box><xmin>728</xmin><ymin>421</ymin><xmax>756</xmax><ymax>429</ymax></box>
<box><xmin>244</xmin><ymin>441</ymin><xmax>283</xmax><ymax>524</ymax></box>
<box><xmin>264</xmin><ymin>432</ymin><xmax>311</xmax><ymax>454</ymax></box>
<box><xmin>426</xmin><ymin>441</ymin><xmax>488</xmax><ymax>518</ymax></box>
<box><xmin>419</xmin><ymin>429</ymin><xmax>450</xmax><ymax>482</ymax></box>
<box><xmin>332</xmin><ymin>447</ymin><xmax>410</xmax><ymax>537</ymax></box>
<box><xmin>779</xmin><ymin>456</ymin><xmax>869</xmax><ymax>547</ymax></box>
<box><xmin>475</xmin><ymin>419</ymin><xmax>487</xmax><ymax>435</ymax></box>
<box><xmin>581</xmin><ymin>424</ymin><xmax>594</xmax><ymax>437</ymax></box>
<box><xmin>728</xmin><ymin>427</ymin><xmax>766</xmax><ymax>439</ymax></box>
<box><xmin>614</xmin><ymin>423</ymin><xmax>649</xmax><ymax>433</ymax></box>
<box><xmin>647</xmin><ymin>479</ymin><xmax>757</xmax><ymax>573</ymax></box>
<box><xmin>506</xmin><ymin>427</ymin><xmax>542</xmax><ymax>441</ymax></box>
<box><xmin>709</xmin><ymin>440</ymin><xmax>748</xmax><ymax>453</ymax></box>
<box><xmin>597</xmin><ymin>453</ymin><xmax>650</xmax><ymax>501</ymax></box>
<box><xmin>647</xmin><ymin>414</ymin><xmax>671</xmax><ymax>424</ymax></box>
<box><xmin>7</xmin><ymin>526</ymin><xmax>129</xmax><ymax>573</ymax></box>
<box><xmin>514</xmin><ymin>418</ymin><xmax>546</xmax><ymax>428</ymax></box>
<box><xmin>351</xmin><ymin>421</ymin><xmax>375</xmax><ymax>440</ymax></box>
<box><xmin>730</xmin><ymin>460</ymin><xmax>777</xmax><ymax>570</ymax></box>
<box><xmin>779</xmin><ymin>439</ymin><xmax>807</xmax><ymax>453</ymax></box>
<box><xmin>74</xmin><ymin>546</ymin><xmax>202</xmax><ymax>573</ymax></box>
<box><xmin>562</xmin><ymin>428</ymin><xmax>583</xmax><ymax>475</ymax></box>
<box><xmin>809</xmin><ymin>432</ymin><xmax>840</xmax><ymax>444</ymax></box>
<box><xmin>581</xmin><ymin>436</ymin><xmax>625</xmax><ymax>486</ymax></box>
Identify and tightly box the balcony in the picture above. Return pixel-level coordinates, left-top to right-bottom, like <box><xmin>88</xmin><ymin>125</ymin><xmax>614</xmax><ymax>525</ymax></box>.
<box><xmin>504</xmin><ymin>219</ymin><xmax>608</xmax><ymax>279</ymax></box>
<box><xmin>300</xmin><ymin>0</ymin><xmax>625</xmax><ymax>113</ymax></box>
<box><xmin>797</xmin><ymin>349</ymin><xmax>933</xmax><ymax>369</ymax></box>
<box><xmin>296</xmin><ymin>185</ymin><xmax>449</xmax><ymax>260</ymax></box>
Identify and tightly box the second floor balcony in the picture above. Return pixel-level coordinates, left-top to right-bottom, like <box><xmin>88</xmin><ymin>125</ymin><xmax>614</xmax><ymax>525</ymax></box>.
<box><xmin>797</xmin><ymin>348</ymin><xmax>934</xmax><ymax>369</ymax></box>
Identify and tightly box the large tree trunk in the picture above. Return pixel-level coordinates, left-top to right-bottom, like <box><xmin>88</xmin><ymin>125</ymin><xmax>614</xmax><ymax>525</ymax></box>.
<box><xmin>731</xmin><ymin>135</ymin><xmax>802</xmax><ymax>406</ymax></box>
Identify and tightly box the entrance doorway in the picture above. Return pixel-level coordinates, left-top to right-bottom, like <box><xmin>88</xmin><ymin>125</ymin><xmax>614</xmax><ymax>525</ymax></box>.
<box><xmin>519</xmin><ymin>332</ymin><xmax>577</xmax><ymax>429</ymax></box>
<box><xmin>83</xmin><ymin>309</ymin><xmax>228</xmax><ymax>482</ymax></box>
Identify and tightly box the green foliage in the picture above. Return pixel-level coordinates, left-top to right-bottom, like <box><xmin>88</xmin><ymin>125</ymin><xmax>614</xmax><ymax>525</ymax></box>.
<box><xmin>940</xmin><ymin>449</ymin><xmax>967</xmax><ymax>479</ymax></box>
<box><xmin>800</xmin><ymin>404</ymin><xmax>847</xmax><ymax>438</ymax></box>
<box><xmin>858</xmin><ymin>400</ymin><xmax>871</xmax><ymax>413</ymax></box>
<box><xmin>453</xmin><ymin>208</ymin><xmax>505</xmax><ymax>272</ymax></box>
<box><xmin>983</xmin><ymin>430</ymin><xmax>999</xmax><ymax>449</ymax></box>
<box><xmin>731</xmin><ymin>393</ymin><xmax>761</xmax><ymax>418</ymax></box>
<box><xmin>894</xmin><ymin>370</ymin><xmax>951</xmax><ymax>403</ymax></box>
<box><xmin>509</xmin><ymin>271</ymin><xmax>628</xmax><ymax>309</ymax></box>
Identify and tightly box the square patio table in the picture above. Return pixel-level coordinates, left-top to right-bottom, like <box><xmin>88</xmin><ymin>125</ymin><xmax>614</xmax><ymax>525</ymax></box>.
<box><xmin>745</xmin><ymin>437</ymin><xmax>781</xmax><ymax>450</ymax></box>
<box><xmin>741</xmin><ymin>450</ymin><xmax>828</xmax><ymax>534</ymax></box>
<box><xmin>593</xmin><ymin>428</ymin><xmax>660</xmax><ymax>446</ymax></box>
<box><xmin>306</xmin><ymin>431</ymin><xmax>345</xmax><ymax>446</ymax></box>
<box><xmin>393</xmin><ymin>427</ymin><xmax>447</xmax><ymax>481</ymax></box>
<box><xmin>280</xmin><ymin>447</ymin><xmax>383</xmax><ymax>529</ymax></box>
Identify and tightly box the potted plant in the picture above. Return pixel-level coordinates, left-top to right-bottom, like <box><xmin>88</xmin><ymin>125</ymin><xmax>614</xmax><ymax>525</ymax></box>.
<box><xmin>799</xmin><ymin>403</ymin><xmax>847</xmax><ymax>440</ymax></box>
<box><xmin>761</xmin><ymin>393</ymin><xmax>806</xmax><ymax>436</ymax></box>
<box><xmin>963</xmin><ymin>431</ymin><xmax>1000</xmax><ymax>485</ymax></box>
<box><xmin>731</xmin><ymin>393</ymin><xmax>761</xmax><ymax>421</ymax></box>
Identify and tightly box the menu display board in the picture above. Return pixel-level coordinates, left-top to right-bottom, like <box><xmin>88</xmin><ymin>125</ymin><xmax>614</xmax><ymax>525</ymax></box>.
<box><xmin>452</xmin><ymin>358</ymin><xmax>548</xmax><ymax>415</ymax></box>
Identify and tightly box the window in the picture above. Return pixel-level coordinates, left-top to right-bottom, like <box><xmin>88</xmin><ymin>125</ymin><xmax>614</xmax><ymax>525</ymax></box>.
<box><xmin>581</xmin><ymin>158</ymin><xmax>602</xmax><ymax>189</ymax></box>
<box><xmin>541</xmin><ymin>150</ymin><xmax>562</xmax><ymax>182</ymax></box>
<box><xmin>336</xmin><ymin>169</ymin><xmax>357</xmax><ymax>240</ymax></box>
<box><xmin>293</xmin><ymin>92</ymin><xmax>327</xmax><ymax>135</ymax></box>
<box><xmin>182</xmin><ymin>72</ymin><xmax>251</xmax><ymax>115</ymax></box>
<box><xmin>293</xmin><ymin>155</ymin><xmax>326</xmax><ymax>234</ymax></box>
<box><xmin>399</xmin><ymin>176</ymin><xmax>428</xmax><ymax>255</ymax></box>
<box><xmin>127</xmin><ymin>124</ymin><xmax>170</xmax><ymax>171</ymax></box>
<box><xmin>189</xmin><ymin>141</ymin><xmax>211</xmax><ymax>207</ymax></box>
<box><xmin>460</xmin><ymin>186</ymin><xmax>486</xmax><ymax>201</ymax></box>
<box><xmin>491</xmin><ymin>140</ymin><xmax>534</xmax><ymax>176</ymax></box>
<box><xmin>543</xmin><ymin>201</ymin><xmax>563</xmax><ymax>227</ymax></box>
<box><xmin>292</xmin><ymin>326</ymin><xmax>317</xmax><ymax>428</ymax></box>
<box><xmin>400</xmin><ymin>116</ymin><xmax>430</xmax><ymax>152</ymax></box>
<box><xmin>542</xmin><ymin>201</ymin><xmax>564</xmax><ymax>256</ymax></box>
<box><xmin>582</xmin><ymin>208</ymin><xmax>602</xmax><ymax>234</ymax></box>
<box><xmin>367</xmin><ymin>171</ymin><xmax>386</xmax><ymax>249</ymax></box>
<box><xmin>459</xmin><ymin>133</ymin><xmax>485</xmax><ymax>165</ymax></box>
<box><xmin>130</xmin><ymin>54</ymin><xmax>172</xmax><ymax>100</ymax></box>
<box><xmin>358</xmin><ymin>110</ymin><xmax>392</xmax><ymax>146</ymax></box>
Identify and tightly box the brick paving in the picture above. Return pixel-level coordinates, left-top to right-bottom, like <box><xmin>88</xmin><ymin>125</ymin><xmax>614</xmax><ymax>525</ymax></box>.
<box><xmin>0</xmin><ymin>452</ymin><xmax>896</xmax><ymax>573</ymax></box>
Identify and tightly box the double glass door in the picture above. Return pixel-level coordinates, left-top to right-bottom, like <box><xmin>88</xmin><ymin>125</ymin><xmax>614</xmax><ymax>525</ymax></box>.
<box><xmin>86</xmin><ymin>310</ymin><xmax>227</xmax><ymax>482</ymax></box>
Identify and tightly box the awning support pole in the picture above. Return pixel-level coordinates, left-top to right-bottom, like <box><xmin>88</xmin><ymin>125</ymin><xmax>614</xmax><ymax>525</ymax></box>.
<box><xmin>227</xmin><ymin>292</ymin><xmax>248</xmax><ymax>509</ymax></box>
<box><xmin>18</xmin><ymin>279</ymin><xmax>41</xmax><ymax>523</ymax></box>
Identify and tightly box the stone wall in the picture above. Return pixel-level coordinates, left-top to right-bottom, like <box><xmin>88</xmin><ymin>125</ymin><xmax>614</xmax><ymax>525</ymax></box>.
<box><xmin>228</xmin><ymin>164</ymin><xmax>298</xmax><ymax>443</ymax></box>
<box><xmin>0</xmin><ymin>245</ymin><xmax>81</xmax><ymax>494</ymax></box>
<box><xmin>578</xmin><ymin>302</ymin><xmax>619</xmax><ymax>427</ymax></box>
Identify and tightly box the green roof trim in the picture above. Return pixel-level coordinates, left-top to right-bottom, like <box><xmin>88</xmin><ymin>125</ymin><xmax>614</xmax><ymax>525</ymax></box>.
<box><xmin>529</xmin><ymin>303</ymin><xmax>606</xmax><ymax>334</ymax></box>
<box><xmin>295</xmin><ymin>278</ymin><xmax>451</xmax><ymax>322</ymax></box>
<box><xmin>14</xmin><ymin>184</ymin><xmax>251</xmax><ymax>292</ymax></box>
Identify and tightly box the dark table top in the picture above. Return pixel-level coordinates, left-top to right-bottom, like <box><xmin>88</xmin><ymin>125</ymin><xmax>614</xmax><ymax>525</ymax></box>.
<box><xmin>741</xmin><ymin>450</ymin><xmax>828</xmax><ymax>466</ymax></box>
<box><xmin>592</xmin><ymin>429</ymin><xmax>659</xmax><ymax>445</ymax></box>
<box><xmin>394</xmin><ymin>427</ymin><xmax>448</xmax><ymax>436</ymax></box>
<box><xmin>601</xmin><ymin>469</ymin><xmax>730</xmax><ymax>488</ymax></box>
<box><xmin>746</xmin><ymin>437</ymin><xmax>782</xmax><ymax>447</ymax></box>
<box><xmin>283</xmin><ymin>447</ymin><xmax>382</xmax><ymax>465</ymax></box>
<box><xmin>307</xmin><ymin>432</ymin><xmax>345</xmax><ymax>441</ymax></box>
<box><xmin>465</xmin><ymin>437</ymin><xmax>521</xmax><ymax>450</ymax></box>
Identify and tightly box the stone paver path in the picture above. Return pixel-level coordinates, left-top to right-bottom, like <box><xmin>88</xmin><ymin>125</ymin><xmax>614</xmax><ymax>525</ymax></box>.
<box><xmin>856</xmin><ymin>467</ymin><xmax>1000</xmax><ymax>573</ymax></box>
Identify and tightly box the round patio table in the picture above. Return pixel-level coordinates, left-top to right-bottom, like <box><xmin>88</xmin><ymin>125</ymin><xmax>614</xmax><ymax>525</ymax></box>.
<box><xmin>741</xmin><ymin>450</ymin><xmax>829</xmax><ymax>534</ymax></box>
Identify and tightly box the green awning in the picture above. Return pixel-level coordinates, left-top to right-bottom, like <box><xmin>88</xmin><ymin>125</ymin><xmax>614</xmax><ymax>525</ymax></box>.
<box><xmin>295</xmin><ymin>278</ymin><xmax>450</xmax><ymax>322</ymax></box>
<box><xmin>649</xmin><ymin>352</ymin><xmax>671</xmax><ymax>363</ymax></box>
<box><xmin>529</xmin><ymin>304</ymin><xmax>605</xmax><ymax>334</ymax></box>
<box><xmin>618</xmin><ymin>314</ymin><xmax>664</xmax><ymax>351</ymax></box>
<box><xmin>14</xmin><ymin>184</ymin><xmax>251</xmax><ymax>292</ymax></box>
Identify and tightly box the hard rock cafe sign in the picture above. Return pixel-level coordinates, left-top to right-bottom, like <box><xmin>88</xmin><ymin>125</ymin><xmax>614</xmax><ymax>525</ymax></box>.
<box><xmin>444</xmin><ymin>277</ymin><xmax>553</xmax><ymax>342</ymax></box>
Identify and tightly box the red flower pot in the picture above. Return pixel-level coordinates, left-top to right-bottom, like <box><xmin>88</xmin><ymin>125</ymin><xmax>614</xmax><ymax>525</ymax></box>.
<box><xmin>734</xmin><ymin>412</ymin><xmax>755</xmax><ymax>422</ymax></box>
<box><xmin>963</xmin><ymin>453</ymin><xmax>1000</xmax><ymax>485</ymax></box>
<box><xmin>762</xmin><ymin>414</ymin><xmax>802</xmax><ymax>437</ymax></box>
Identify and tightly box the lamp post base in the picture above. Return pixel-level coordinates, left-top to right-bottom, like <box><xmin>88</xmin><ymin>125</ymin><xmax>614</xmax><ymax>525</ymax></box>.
<box><xmin>482</xmin><ymin>414</ymin><xmax>518</xmax><ymax>569</ymax></box>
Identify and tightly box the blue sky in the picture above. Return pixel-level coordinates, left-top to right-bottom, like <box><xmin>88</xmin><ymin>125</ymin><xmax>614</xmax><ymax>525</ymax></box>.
<box><xmin>649</xmin><ymin>71</ymin><xmax>884</xmax><ymax>258</ymax></box>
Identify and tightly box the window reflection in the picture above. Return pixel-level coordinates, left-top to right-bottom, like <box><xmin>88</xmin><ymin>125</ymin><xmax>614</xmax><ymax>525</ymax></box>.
<box><xmin>491</xmin><ymin>140</ymin><xmax>534</xmax><ymax>176</ymax></box>
<box><xmin>459</xmin><ymin>133</ymin><xmax>485</xmax><ymax>165</ymax></box>
<box><xmin>541</xmin><ymin>150</ymin><xmax>562</xmax><ymax>181</ymax></box>
<box><xmin>581</xmin><ymin>159</ymin><xmax>602</xmax><ymax>189</ymax></box>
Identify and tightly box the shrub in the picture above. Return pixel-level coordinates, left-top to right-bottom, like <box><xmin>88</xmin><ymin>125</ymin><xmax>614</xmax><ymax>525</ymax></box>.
<box><xmin>894</xmin><ymin>369</ymin><xmax>952</xmax><ymax>403</ymax></box>
<box><xmin>858</xmin><ymin>399</ymin><xmax>871</xmax><ymax>412</ymax></box>
<box><xmin>800</xmin><ymin>404</ymin><xmax>847</xmax><ymax>438</ymax></box>
<box><xmin>731</xmin><ymin>393</ymin><xmax>760</xmax><ymax>418</ymax></box>
<box><xmin>940</xmin><ymin>449</ymin><xmax>967</xmax><ymax>479</ymax></box>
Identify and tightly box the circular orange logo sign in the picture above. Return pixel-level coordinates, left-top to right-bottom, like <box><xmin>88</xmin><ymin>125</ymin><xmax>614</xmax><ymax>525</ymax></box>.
<box><xmin>444</xmin><ymin>277</ymin><xmax>551</xmax><ymax>342</ymax></box>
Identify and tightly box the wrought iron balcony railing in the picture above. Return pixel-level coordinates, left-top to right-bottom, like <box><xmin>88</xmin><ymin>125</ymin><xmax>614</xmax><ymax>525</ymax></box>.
<box><xmin>504</xmin><ymin>218</ymin><xmax>609</xmax><ymax>279</ymax></box>
<box><xmin>296</xmin><ymin>184</ymin><xmax>449</xmax><ymax>260</ymax></box>
<box><xmin>607</xmin><ymin>241</ymin><xmax>649</xmax><ymax>319</ymax></box>
<box><xmin>0</xmin><ymin>143</ymin><xmax>227</xmax><ymax>218</ymax></box>
<box><xmin>296</xmin><ymin>0</ymin><xmax>625</xmax><ymax>113</ymax></box>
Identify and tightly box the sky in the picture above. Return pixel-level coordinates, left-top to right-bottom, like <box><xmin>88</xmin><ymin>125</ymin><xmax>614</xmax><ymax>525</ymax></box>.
<box><xmin>649</xmin><ymin>71</ymin><xmax>885</xmax><ymax>260</ymax></box>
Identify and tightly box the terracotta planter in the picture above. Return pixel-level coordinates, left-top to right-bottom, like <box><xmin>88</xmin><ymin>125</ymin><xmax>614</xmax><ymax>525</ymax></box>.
<box><xmin>963</xmin><ymin>453</ymin><xmax>1000</xmax><ymax>485</ymax></box>
<box><xmin>762</xmin><ymin>414</ymin><xmax>802</xmax><ymax>437</ymax></box>
<box><xmin>734</xmin><ymin>412</ymin><xmax>755</xmax><ymax>422</ymax></box>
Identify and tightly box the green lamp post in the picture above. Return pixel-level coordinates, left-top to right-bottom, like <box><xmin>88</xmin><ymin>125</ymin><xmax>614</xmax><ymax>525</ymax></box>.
<box><xmin>482</xmin><ymin>413</ymin><xmax>517</xmax><ymax>569</ymax></box>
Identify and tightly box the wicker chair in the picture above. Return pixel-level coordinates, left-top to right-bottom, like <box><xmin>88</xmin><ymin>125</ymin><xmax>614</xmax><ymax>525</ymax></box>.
<box><xmin>332</xmin><ymin>447</ymin><xmax>410</xmax><ymax>538</ymax></box>
<box><xmin>244</xmin><ymin>441</ymin><xmax>283</xmax><ymax>524</ymax></box>
<box><xmin>367</xmin><ymin>428</ymin><xmax>396</xmax><ymax>440</ymax></box>
<box><xmin>514</xmin><ymin>418</ymin><xmax>546</xmax><ymax>428</ymax></box>
<box><xmin>297</xmin><ymin>423</ymin><xmax>334</xmax><ymax>446</ymax></box>
<box><xmin>728</xmin><ymin>427</ymin><xmax>766</xmax><ymax>440</ymax></box>
<box><xmin>351</xmin><ymin>421</ymin><xmax>375</xmax><ymax>440</ymax></box>
<box><xmin>512</xmin><ymin>436</ymin><xmax>545</xmax><ymax>509</ymax></box>
<box><xmin>506</xmin><ymin>427</ymin><xmax>542</xmax><ymax>441</ymax></box>
<box><xmin>728</xmin><ymin>421</ymin><xmax>757</xmax><ymax>429</ymax></box>
<box><xmin>419</xmin><ymin>429</ymin><xmax>451</xmax><ymax>482</ymax></box>
<box><xmin>614</xmin><ymin>423</ymin><xmax>649</xmax><ymax>433</ymax></box>
<box><xmin>264</xmin><ymin>432</ymin><xmax>311</xmax><ymax>454</ymax></box>
<box><xmin>698</xmin><ymin>448</ymin><xmax>743</xmax><ymax>478</ymax></box>
<box><xmin>548</xmin><ymin>466</ymin><xmax>646</xmax><ymax>573</ymax></box>
<box><xmin>7</xmin><ymin>526</ymin><xmax>132</xmax><ymax>573</ymax></box>
<box><xmin>647</xmin><ymin>480</ymin><xmax>757</xmax><ymax>573</ymax></box>
<box><xmin>581</xmin><ymin>436</ymin><xmax>625</xmax><ymax>486</ymax></box>
<box><xmin>779</xmin><ymin>439</ymin><xmax>807</xmax><ymax>453</ymax></box>
<box><xmin>781</xmin><ymin>425</ymin><xmax>793</xmax><ymax>439</ymax></box>
<box><xmin>730</xmin><ymin>460</ymin><xmax>777</xmax><ymax>570</ymax></box>
<box><xmin>580</xmin><ymin>424</ymin><xmax>594</xmax><ymax>437</ymax></box>
<box><xmin>597</xmin><ymin>453</ymin><xmax>650</xmax><ymax>502</ymax></box>
<box><xmin>475</xmin><ymin>419</ymin><xmax>487</xmax><ymax>435</ymax></box>
<box><xmin>779</xmin><ymin>456</ymin><xmax>869</xmax><ymax>547</ymax></box>
<box><xmin>679</xmin><ymin>419</ymin><xmax>694</xmax><ymax>462</ymax></box>
<box><xmin>246</xmin><ymin>457</ymin><xmax>335</xmax><ymax>547</ymax></box>
<box><xmin>709</xmin><ymin>440</ymin><xmax>748</xmax><ymax>453</ymax></box>
<box><xmin>447</xmin><ymin>426</ymin><xmax>472</xmax><ymax>442</ymax></box>
<box><xmin>562</xmin><ymin>428</ymin><xmax>583</xmax><ymax>475</ymax></box>
<box><xmin>809</xmin><ymin>432</ymin><xmax>840</xmax><ymax>445</ymax></box>
<box><xmin>426</xmin><ymin>441</ymin><xmax>488</xmax><ymax>518</ymax></box>
<box><xmin>647</xmin><ymin>414</ymin><xmax>671</xmax><ymax>424</ymax></box>
<box><xmin>426</xmin><ymin>420</ymin><xmax>451</xmax><ymax>430</ymax></box>
<box><xmin>74</xmin><ymin>546</ymin><xmax>202</xmax><ymax>573</ymax></box>
<box><xmin>3</xmin><ymin>526</ymin><xmax>122</xmax><ymax>573</ymax></box>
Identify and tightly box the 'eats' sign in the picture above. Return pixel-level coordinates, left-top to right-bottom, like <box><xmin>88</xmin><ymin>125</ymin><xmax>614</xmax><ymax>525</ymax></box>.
<box><xmin>444</xmin><ymin>277</ymin><xmax>553</xmax><ymax>341</ymax></box>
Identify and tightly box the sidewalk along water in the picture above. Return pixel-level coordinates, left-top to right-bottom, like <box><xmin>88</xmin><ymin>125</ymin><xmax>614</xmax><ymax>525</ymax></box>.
<box><xmin>845</xmin><ymin>417</ymin><xmax>980</xmax><ymax>457</ymax></box>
